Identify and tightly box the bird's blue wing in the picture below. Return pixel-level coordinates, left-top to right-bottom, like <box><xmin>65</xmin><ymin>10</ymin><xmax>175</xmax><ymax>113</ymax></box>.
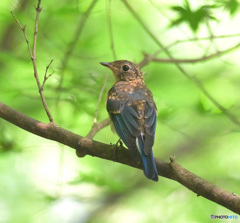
<box><xmin>143</xmin><ymin>102</ymin><xmax>157</xmax><ymax>155</ymax></box>
<box><xmin>107</xmin><ymin>98</ymin><xmax>140</xmax><ymax>152</ymax></box>
<box><xmin>107</xmin><ymin>98</ymin><xmax>158</xmax><ymax>181</ymax></box>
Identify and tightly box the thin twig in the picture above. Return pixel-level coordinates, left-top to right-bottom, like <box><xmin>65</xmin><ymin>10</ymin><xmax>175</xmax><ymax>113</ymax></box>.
<box><xmin>165</xmin><ymin>33</ymin><xmax>240</xmax><ymax>56</ymax></box>
<box><xmin>11</xmin><ymin>0</ymin><xmax>54</xmax><ymax>123</ymax></box>
<box><xmin>138</xmin><ymin>49</ymin><xmax>162</xmax><ymax>68</ymax></box>
<box><xmin>10</xmin><ymin>12</ymin><xmax>32</xmax><ymax>57</ymax></box>
<box><xmin>57</xmin><ymin>0</ymin><xmax>98</xmax><ymax>92</ymax></box>
<box><xmin>107</xmin><ymin>0</ymin><xmax>117</xmax><ymax>60</ymax></box>
<box><xmin>122</xmin><ymin>0</ymin><xmax>240</xmax><ymax>128</ymax></box>
<box><xmin>175</xmin><ymin>33</ymin><xmax>240</xmax><ymax>43</ymax></box>
<box><xmin>204</xmin><ymin>8</ymin><xmax>224</xmax><ymax>57</ymax></box>
<box><xmin>94</xmin><ymin>75</ymin><xmax>109</xmax><ymax>124</ymax></box>
<box><xmin>139</xmin><ymin>33</ymin><xmax>240</xmax><ymax>68</ymax></box>
<box><xmin>41</xmin><ymin>59</ymin><xmax>54</xmax><ymax>90</ymax></box>
<box><xmin>86</xmin><ymin>0</ymin><xmax>117</xmax><ymax>139</ymax></box>
<box><xmin>86</xmin><ymin>75</ymin><xmax>110</xmax><ymax>139</ymax></box>
<box><xmin>143</xmin><ymin>42</ymin><xmax>240</xmax><ymax>64</ymax></box>
<box><xmin>86</xmin><ymin>118</ymin><xmax>110</xmax><ymax>139</ymax></box>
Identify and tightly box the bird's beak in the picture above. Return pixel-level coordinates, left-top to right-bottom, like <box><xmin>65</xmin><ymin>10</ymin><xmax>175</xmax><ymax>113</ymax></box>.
<box><xmin>100</xmin><ymin>62</ymin><xmax>111</xmax><ymax>67</ymax></box>
<box><xmin>100</xmin><ymin>62</ymin><xmax>117</xmax><ymax>71</ymax></box>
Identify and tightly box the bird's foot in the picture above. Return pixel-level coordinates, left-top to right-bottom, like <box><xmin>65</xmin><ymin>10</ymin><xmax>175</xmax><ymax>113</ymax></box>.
<box><xmin>112</xmin><ymin>138</ymin><xmax>122</xmax><ymax>161</ymax></box>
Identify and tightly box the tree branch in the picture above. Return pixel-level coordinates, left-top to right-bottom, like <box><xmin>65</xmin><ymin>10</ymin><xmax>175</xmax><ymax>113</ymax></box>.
<box><xmin>86</xmin><ymin>75</ymin><xmax>110</xmax><ymax>139</ymax></box>
<box><xmin>166</xmin><ymin>33</ymin><xmax>240</xmax><ymax>50</ymax></box>
<box><xmin>86</xmin><ymin>118</ymin><xmax>110</xmax><ymax>139</ymax></box>
<box><xmin>0</xmin><ymin>102</ymin><xmax>240</xmax><ymax>214</ymax></box>
<box><xmin>107</xmin><ymin>0</ymin><xmax>117</xmax><ymax>60</ymax></box>
<box><xmin>142</xmin><ymin>41</ymin><xmax>240</xmax><ymax>64</ymax></box>
<box><xmin>41</xmin><ymin>59</ymin><xmax>54</xmax><ymax>91</ymax></box>
<box><xmin>11</xmin><ymin>0</ymin><xmax>54</xmax><ymax>123</ymax></box>
<box><xmin>57</xmin><ymin>0</ymin><xmax>98</xmax><ymax>92</ymax></box>
<box><xmin>139</xmin><ymin>33</ymin><xmax>240</xmax><ymax>68</ymax></box>
<box><xmin>93</xmin><ymin>75</ymin><xmax>109</xmax><ymax>124</ymax></box>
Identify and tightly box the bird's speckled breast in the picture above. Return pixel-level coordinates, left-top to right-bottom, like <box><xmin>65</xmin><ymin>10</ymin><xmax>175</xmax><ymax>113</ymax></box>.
<box><xmin>108</xmin><ymin>81</ymin><xmax>153</xmax><ymax>103</ymax></box>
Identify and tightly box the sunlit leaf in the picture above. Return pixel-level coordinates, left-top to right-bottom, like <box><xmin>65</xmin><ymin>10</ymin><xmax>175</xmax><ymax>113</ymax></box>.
<box><xmin>171</xmin><ymin>1</ymin><xmax>217</xmax><ymax>32</ymax></box>
<box><xmin>214</xmin><ymin>0</ymin><xmax>240</xmax><ymax>15</ymax></box>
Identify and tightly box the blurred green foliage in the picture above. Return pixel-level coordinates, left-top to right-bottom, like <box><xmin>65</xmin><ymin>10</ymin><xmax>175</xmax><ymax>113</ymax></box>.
<box><xmin>1</xmin><ymin>0</ymin><xmax>240</xmax><ymax>222</ymax></box>
<box><xmin>171</xmin><ymin>1</ymin><xmax>217</xmax><ymax>32</ymax></box>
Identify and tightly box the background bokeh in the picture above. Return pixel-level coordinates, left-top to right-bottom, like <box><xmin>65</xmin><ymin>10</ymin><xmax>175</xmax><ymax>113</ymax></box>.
<box><xmin>1</xmin><ymin>0</ymin><xmax>240</xmax><ymax>222</ymax></box>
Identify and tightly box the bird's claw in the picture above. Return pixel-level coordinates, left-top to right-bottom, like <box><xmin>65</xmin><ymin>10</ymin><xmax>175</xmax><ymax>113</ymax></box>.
<box><xmin>112</xmin><ymin>138</ymin><xmax>122</xmax><ymax>161</ymax></box>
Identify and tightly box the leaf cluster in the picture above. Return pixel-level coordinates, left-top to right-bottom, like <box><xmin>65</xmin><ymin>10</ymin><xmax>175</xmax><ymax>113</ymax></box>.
<box><xmin>171</xmin><ymin>0</ymin><xmax>240</xmax><ymax>32</ymax></box>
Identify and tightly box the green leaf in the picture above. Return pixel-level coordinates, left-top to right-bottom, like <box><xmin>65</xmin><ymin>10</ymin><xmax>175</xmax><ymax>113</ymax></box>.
<box><xmin>171</xmin><ymin>6</ymin><xmax>187</xmax><ymax>13</ymax></box>
<box><xmin>214</xmin><ymin>0</ymin><xmax>240</xmax><ymax>15</ymax></box>
<box><xmin>170</xmin><ymin>1</ymin><xmax>217</xmax><ymax>32</ymax></box>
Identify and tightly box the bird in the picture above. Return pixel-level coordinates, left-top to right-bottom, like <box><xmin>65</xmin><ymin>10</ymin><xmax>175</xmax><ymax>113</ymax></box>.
<box><xmin>100</xmin><ymin>60</ymin><xmax>158</xmax><ymax>182</ymax></box>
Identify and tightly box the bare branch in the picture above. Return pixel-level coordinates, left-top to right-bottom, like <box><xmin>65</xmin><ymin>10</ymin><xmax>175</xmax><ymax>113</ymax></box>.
<box><xmin>0</xmin><ymin>102</ymin><xmax>240</xmax><ymax>213</ymax></box>
<box><xmin>41</xmin><ymin>59</ymin><xmax>54</xmax><ymax>90</ymax></box>
<box><xmin>93</xmin><ymin>75</ymin><xmax>109</xmax><ymax>124</ymax></box>
<box><xmin>86</xmin><ymin>75</ymin><xmax>110</xmax><ymax>139</ymax></box>
<box><xmin>141</xmin><ymin>42</ymin><xmax>240</xmax><ymax>64</ymax></box>
<box><xmin>174</xmin><ymin>33</ymin><xmax>240</xmax><ymax>45</ymax></box>
<box><xmin>139</xmin><ymin>33</ymin><xmax>240</xmax><ymax>68</ymax></box>
<box><xmin>83</xmin><ymin>0</ymin><xmax>118</xmax><ymax>139</ymax></box>
<box><xmin>57</xmin><ymin>0</ymin><xmax>98</xmax><ymax>92</ymax></box>
<box><xmin>11</xmin><ymin>0</ymin><xmax>54</xmax><ymax>123</ymax></box>
<box><xmin>107</xmin><ymin>0</ymin><xmax>117</xmax><ymax>60</ymax></box>
<box><xmin>169</xmin><ymin>156</ymin><xmax>240</xmax><ymax>213</ymax></box>
<box><xmin>86</xmin><ymin>118</ymin><xmax>110</xmax><ymax>139</ymax></box>
<box><xmin>168</xmin><ymin>33</ymin><xmax>240</xmax><ymax>57</ymax></box>
<box><xmin>10</xmin><ymin>12</ymin><xmax>32</xmax><ymax>58</ymax></box>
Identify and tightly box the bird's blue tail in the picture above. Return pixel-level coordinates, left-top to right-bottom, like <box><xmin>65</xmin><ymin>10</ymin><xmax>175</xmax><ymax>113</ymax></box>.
<box><xmin>136</xmin><ymin>136</ymin><xmax>158</xmax><ymax>182</ymax></box>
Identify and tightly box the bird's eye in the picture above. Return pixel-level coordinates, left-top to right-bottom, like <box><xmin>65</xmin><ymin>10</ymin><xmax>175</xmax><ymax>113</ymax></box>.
<box><xmin>122</xmin><ymin>65</ymin><xmax>129</xmax><ymax>71</ymax></box>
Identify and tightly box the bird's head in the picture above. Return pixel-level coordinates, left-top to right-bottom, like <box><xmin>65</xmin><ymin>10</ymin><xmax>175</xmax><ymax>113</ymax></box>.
<box><xmin>100</xmin><ymin>60</ymin><xmax>143</xmax><ymax>82</ymax></box>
